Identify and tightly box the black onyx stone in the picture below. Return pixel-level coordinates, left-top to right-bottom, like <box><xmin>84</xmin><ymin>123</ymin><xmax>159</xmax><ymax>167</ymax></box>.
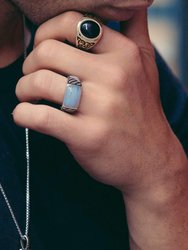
<box><xmin>80</xmin><ymin>20</ymin><xmax>100</xmax><ymax>39</ymax></box>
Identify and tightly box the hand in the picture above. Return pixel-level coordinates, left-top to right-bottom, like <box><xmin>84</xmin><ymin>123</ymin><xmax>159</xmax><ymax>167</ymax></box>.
<box><xmin>13</xmin><ymin>11</ymin><xmax>186</xmax><ymax>198</ymax></box>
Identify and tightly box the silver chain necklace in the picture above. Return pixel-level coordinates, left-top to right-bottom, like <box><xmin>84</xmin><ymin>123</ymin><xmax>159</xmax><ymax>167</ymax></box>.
<box><xmin>0</xmin><ymin>15</ymin><xmax>31</xmax><ymax>250</ymax></box>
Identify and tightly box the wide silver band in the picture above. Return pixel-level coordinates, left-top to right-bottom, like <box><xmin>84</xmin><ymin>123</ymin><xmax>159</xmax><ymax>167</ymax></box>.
<box><xmin>61</xmin><ymin>76</ymin><xmax>82</xmax><ymax>113</ymax></box>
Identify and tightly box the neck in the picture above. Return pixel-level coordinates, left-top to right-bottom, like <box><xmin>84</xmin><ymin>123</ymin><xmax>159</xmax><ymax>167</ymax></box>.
<box><xmin>0</xmin><ymin>1</ymin><xmax>28</xmax><ymax>68</ymax></box>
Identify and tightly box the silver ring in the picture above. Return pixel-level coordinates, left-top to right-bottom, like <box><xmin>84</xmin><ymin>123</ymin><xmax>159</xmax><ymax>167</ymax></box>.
<box><xmin>76</xmin><ymin>15</ymin><xmax>103</xmax><ymax>50</ymax></box>
<box><xmin>61</xmin><ymin>76</ymin><xmax>82</xmax><ymax>113</ymax></box>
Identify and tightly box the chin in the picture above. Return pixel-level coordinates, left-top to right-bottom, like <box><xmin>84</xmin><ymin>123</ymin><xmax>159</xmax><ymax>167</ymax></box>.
<box><xmin>25</xmin><ymin>6</ymin><xmax>138</xmax><ymax>25</ymax></box>
<box><xmin>95</xmin><ymin>8</ymin><xmax>135</xmax><ymax>22</ymax></box>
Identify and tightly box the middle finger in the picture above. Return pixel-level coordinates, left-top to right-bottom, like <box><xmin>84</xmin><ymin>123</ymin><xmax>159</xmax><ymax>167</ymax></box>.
<box><xmin>34</xmin><ymin>11</ymin><xmax>128</xmax><ymax>54</ymax></box>
<box><xmin>23</xmin><ymin>40</ymin><xmax>98</xmax><ymax>77</ymax></box>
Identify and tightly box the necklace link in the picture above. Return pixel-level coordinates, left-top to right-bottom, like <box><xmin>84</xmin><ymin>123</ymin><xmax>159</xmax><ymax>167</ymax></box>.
<box><xmin>20</xmin><ymin>235</ymin><xmax>30</xmax><ymax>250</ymax></box>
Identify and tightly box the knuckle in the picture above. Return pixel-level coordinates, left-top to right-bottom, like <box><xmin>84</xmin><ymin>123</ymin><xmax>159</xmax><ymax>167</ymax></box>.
<box><xmin>34</xmin><ymin>106</ymin><xmax>52</xmax><ymax>130</ymax></box>
<box><xmin>34</xmin><ymin>39</ymin><xmax>55</xmax><ymax>63</ymax></box>
<box><xmin>63</xmin><ymin>11</ymin><xmax>76</xmax><ymax>20</ymax></box>
<box><xmin>34</xmin><ymin>26</ymin><xmax>44</xmax><ymax>45</ymax></box>
<box><xmin>32</xmin><ymin>70</ymin><xmax>51</xmax><ymax>94</ymax></box>
<box><xmin>62</xmin><ymin>11</ymin><xmax>80</xmax><ymax>23</ymax></box>
<box><xmin>58</xmin><ymin>11</ymin><xmax>82</xmax><ymax>34</ymax></box>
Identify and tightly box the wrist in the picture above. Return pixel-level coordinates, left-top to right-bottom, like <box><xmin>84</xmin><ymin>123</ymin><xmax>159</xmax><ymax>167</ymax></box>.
<box><xmin>123</xmin><ymin>151</ymin><xmax>188</xmax><ymax>250</ymax></box>
<box><xmin>123</xmin><ymin>135</ymin><xmax>188</xmax><ymax>210</ymax></box>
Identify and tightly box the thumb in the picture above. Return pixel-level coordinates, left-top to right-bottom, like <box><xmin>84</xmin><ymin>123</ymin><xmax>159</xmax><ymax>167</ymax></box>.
<box><xmin>120</xmin><ymin>10</ymin><xmax>152</xmax><ymax>50</ymax></box>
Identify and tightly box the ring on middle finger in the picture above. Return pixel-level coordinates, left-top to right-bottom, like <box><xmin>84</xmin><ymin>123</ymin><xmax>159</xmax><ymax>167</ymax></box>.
<box><xmin>76</xmin><ymin>15</ymin><xmax>103</xmax><ymax>51</ymax></box>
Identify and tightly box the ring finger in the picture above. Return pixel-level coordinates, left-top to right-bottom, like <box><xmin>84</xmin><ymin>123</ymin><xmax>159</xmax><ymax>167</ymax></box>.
<box><xmin>16</xmin><ymin>70</ymin><xmax>100</xmax><ymax>114</ymax></box>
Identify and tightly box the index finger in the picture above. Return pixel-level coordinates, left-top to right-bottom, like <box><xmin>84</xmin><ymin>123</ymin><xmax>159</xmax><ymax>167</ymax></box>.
<box><xmin>34</xmin><ymin>11</ymin><xmax>130</xmax><ymax>54</ymax></box>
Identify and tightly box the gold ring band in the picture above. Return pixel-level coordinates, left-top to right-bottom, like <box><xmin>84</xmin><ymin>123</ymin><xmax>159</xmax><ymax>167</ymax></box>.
<box><xmin>76</xmin><ymin>16</ymin><xmax>103</xmax><ymax>50</ymax></box>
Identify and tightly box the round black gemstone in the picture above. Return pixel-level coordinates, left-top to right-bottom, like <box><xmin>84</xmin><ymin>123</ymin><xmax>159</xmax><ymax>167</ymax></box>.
<box><xmin>80</xmin><ymin>20</ymin><xmax>100</xmax><ymax>39</ymax></box>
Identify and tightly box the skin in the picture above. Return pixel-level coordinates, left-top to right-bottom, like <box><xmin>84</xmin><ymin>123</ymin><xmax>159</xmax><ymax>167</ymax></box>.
<box><xmin>1</xmin><ymin>0</ymin><xmax>188</xmax><ymax>249</ymax></box>
<box><xmin>10</xmin><ymin>0</ymin><xmax>154</xmax><ymax>23</ymax></box>
<box><xmin>0</xmin><ymin>0</ymin><xmax>22</xmax><ymax>66</ymax></box>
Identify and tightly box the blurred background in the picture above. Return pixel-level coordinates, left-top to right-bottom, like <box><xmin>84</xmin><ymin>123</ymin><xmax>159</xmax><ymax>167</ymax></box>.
<box><xmin>148</xmin><ymin>0</ymin><xmax>188</xmax><ymax>87</ymax></box>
